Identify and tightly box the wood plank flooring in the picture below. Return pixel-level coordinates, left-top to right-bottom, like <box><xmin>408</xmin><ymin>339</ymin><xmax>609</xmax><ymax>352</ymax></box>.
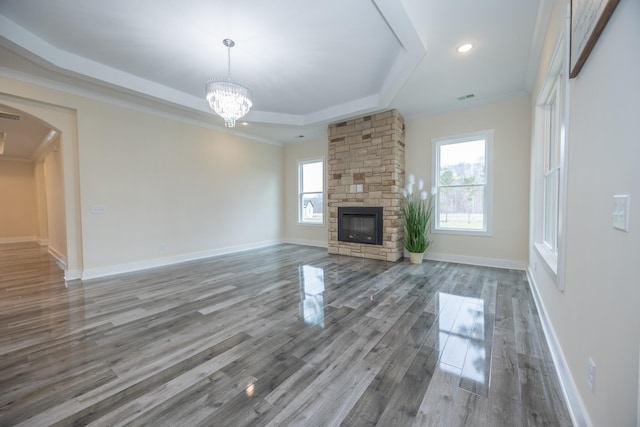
<box><xmin>0</xmin><ymin>242</ymin><xmax>572</xmax><ymax>426</ymax></box>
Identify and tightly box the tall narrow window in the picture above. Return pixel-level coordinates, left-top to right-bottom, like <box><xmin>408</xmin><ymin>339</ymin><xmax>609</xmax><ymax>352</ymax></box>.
<box><xmin>543</xmin><ymin>80</ymin><xmax>562</xmax><ymax>254</ymax></box>
<box><xmin>298</xmin><ymin>159</ymin><xmax>324</xmax><ymax>224</ymax></box>
<box><xmin>433</xmin><ymin>131</ymin><xmax>493</xmax><ymax>235</ymax></box>
<box><xmin>533</xmin><ymin>34</ymin><xmax>568</xmax><ymax>286</ymax></box>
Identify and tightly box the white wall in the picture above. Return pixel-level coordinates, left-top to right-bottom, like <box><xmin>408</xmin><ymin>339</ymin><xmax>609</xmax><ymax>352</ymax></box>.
<box><xmin>77</xmin><ymin>101</ymin><xmax>284</xmax><ymax>277</ymax></box>
<box><xmin>34</xmin><ymin>161</ymin><xmax>49</xmax><ymax>244</ymax></box>
<box><xmin>43</xmin><ymin>137</ymin><xmax>67</xmax><ymax>263</ymax></box>
<box><xmin>0</xmin><ymin>76</ymin><xmax>284</xmax><ymax>279</ymax></box>
<box><xmin>529</xmin><ymin>0</ymin><xmax>640</xmax><ymax>425</ymax></box>
<box><xmin>283</xmin><ymin>138</ymin><xmax>328</xmax><ymax>247</ymax></box>
<box><xmin>405</xmin><ymin>95</ymin><xmax>531</xmax><ymax>268</ymax></box>
<box><xmin>0</xmin><ymin>159</ymin><xmax>38</xmax><ymax>242</ymax></box>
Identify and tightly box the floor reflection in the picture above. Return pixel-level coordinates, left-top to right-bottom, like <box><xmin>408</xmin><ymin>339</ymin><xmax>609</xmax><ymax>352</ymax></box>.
<box><xmin>298</xmin><ymin>265</ymin><xmax>325</xmax><ymax>327</ymax></box>
<box><xmin>437</xmin><ymin>292</ymin><xmax>486</xmax><ymax>384</ymax></box>
<box><xmin>0</xmin><ymin>243</ymin><xmax>90</xmax><ymax>386</ymax></box>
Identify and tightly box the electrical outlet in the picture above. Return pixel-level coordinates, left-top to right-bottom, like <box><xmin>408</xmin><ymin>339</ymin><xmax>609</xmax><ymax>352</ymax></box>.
<box><xmin>588</xmin><ymin>357</ymin><xmax>596</xmax><ymax>392</ymax></box>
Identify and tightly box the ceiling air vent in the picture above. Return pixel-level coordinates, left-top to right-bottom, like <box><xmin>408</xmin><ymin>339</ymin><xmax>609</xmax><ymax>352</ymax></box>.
<box><xmin>457</xmin><ymin>94</ymin><xmax>475</xmax><ymax>101</ymax></box>
<box><xmin>0</xmin><ymin>111</ymin><xmax>21</xmax><ymax>120</ymax></box>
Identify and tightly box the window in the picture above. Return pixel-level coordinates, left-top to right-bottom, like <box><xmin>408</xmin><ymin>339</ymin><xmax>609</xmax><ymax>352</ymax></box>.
<box><xmin>298</xmin><ymin>159</ymin><xmax>324</xmax><ymax>224</ymax></box>
<box><xmin>433</xmin><ymin>131</ymin><xmax>493</xmax><ymax>235</ymax></box>
<box><xmin>533</xmin><ymin>34</ymin><xmax>568</xmax><ymax>286</ymax></box>
<box><xmin>543</xmin><ymin>80</ymin><xmax>562</xmax><ymax>254</ymax></box>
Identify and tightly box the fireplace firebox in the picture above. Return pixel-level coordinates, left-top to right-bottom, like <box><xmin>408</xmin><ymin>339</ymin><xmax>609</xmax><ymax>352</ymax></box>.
<box><xmin>337</xmin><ymin>207</ymin><xmax>383</xmax><ymax>245</ymax></box>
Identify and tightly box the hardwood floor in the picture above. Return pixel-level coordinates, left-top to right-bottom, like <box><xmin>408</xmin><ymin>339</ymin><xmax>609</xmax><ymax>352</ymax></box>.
<box><xmin>0</xmin><ymin>242</ymin><xmax>572</xmax><ymax>426</ymax></box>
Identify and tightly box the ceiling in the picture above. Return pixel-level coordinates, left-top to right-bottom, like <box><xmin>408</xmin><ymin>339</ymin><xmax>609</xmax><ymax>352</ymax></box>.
<box><xmin>0</xmin><ymin>0</ymin><xmax>547</xmax><ymax>159</ymax></box>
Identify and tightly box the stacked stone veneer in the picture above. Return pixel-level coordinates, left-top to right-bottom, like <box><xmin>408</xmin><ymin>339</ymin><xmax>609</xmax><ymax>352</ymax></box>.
<box><xmin>327</xmin><ymin>110</ymin><xmax>405</xmax><ymax>262</ymax></box>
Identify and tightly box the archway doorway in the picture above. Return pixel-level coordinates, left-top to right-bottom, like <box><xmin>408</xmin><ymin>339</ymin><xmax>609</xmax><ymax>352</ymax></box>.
<box><xmin>0</xmin><ymin>103</ymin><xmax>66</xmax><ymax>268</ymax></box>
<box><xmin>0</xmin><ymin>94</ymin><xmax>83</xmax><ymax>279</ymax></box>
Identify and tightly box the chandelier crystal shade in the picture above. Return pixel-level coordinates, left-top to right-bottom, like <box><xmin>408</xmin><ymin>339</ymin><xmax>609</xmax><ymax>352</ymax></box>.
<box><xmin>205</xmin><ymin>39</ymin><xmax>253</xmax><ymax>128</ymax></box>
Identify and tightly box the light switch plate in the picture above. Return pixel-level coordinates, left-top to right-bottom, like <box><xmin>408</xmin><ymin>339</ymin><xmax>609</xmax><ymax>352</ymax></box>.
<box><xmin>612</xmin><ymin>195</ymin><xmax>630</xmax><ymax>231</ymax></box>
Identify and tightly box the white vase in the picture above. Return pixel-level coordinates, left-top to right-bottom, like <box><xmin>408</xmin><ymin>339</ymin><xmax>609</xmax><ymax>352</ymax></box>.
<box><xmin>408</xmin><ymin>252</ymin><xmax>424</xmax><ymax>264</ymax></box>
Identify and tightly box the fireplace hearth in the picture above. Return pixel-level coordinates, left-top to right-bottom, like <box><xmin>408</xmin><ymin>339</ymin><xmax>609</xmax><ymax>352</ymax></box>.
<box><xmin>338</xmin><ymin>207</ymin><xmax>383</xmax><ymax>245</ymax></box>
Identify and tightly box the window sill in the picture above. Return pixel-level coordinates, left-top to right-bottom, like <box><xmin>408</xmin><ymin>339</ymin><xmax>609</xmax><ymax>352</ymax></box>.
<box><xmin>297</xmin><ymin>222</ymin><xmax>325</xmax><ymax>227</ymax></box>
<box><xmin>433</xmin><ymin>228</ymin><xmax>492</xmax><ymax>237</ymax></box>
<box><xmin>534</xmin><ymin>242</ymin><xmax>557</xmax><ymax>276</ymax></box>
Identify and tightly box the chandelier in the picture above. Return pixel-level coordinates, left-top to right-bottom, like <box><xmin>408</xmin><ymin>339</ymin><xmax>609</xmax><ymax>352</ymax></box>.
<box><xmin>205</xmin><ymin>39</ymin><xmax>253</xmax><ymax>128</ymax></box>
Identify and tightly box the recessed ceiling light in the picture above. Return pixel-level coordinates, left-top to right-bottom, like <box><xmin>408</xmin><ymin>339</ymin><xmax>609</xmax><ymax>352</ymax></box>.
<box><xmin>457</xmin><ymin>43</ymin><xmax>473</xmax><ymax>53</ymax></box>
<box><xmin>241</xmin><ymin>122</ymin><xmax>249</xmax><ymax>126</ymax></box>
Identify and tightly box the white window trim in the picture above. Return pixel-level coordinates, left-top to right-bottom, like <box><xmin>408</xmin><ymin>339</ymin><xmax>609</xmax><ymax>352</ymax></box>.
<box><xmin>297</xmin><ymin>157</ymin><xmax>325</xmax><ymax>226</ymax></box>
<box><xmin>432</xmin><ymin>130</ymin><xmax>494</xmax><ymax>237</ymax></box>
<box><xmin>542</xmin><ymin>80</ymin><xmax>560</xmax><ymax>254</ymax></box>
<box><xmin>533</xmin><ymin>31</ymin><xmax>569</xmax><ymax>290</ymax></box>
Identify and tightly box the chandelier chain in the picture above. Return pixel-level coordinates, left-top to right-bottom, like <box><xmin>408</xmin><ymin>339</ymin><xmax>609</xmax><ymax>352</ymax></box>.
<box><xmin>227</xmin><ymin>44</ymin><xmax>231</xmax><ymax>79</ymax></box>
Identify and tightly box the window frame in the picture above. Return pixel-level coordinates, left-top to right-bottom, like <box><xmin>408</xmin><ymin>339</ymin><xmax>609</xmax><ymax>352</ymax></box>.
<box><xmin>432</xmin><ymin>130</ymin><xmax>494</xmax><ymax>237</ymax></box>
<box><xmin>297</xmin><ymin>157</ymin><xmax>325</xmax><ymax>226</ymax></box>
<box><xmin>533</xmin><ymin>33</ymin><xmax>569</xmax><ymax>290</ymax></box>
<box><xmin>542</xmin><ymin>79</ymin><xmax>562</xmax><ymax>254</ymax></box>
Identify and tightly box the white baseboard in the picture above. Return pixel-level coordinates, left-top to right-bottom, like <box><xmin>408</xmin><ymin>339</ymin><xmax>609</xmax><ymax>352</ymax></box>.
<box><xmin>0</xmin><ymin>236</ymin><xmax>36</xmax><ymax>244</ymax></box>
<box><xmin>81</xmin><ymin>239</ymin><xmax>282</xmax><ymax>281</ymax></box>
<box><xmin>282</xmin><ymin>238</ymin><xmax>328</xmax><ymax>248</ymax></box>
<box><xmin>47</xmin><ymin>245</ymin><xmax>67</xmax><ymax>268</ymax></box>
<box><xmin>64</xmin><ymin>270</ymin><xmax>82</xmax><ymax>281</ymax></box>
<box><xmin>526</xmin><ymin>268</ymin><xmax>591</xmax><ymax>427</ymax></box>
<box><xmin>423</xmin><ymin>251</ymin><xmax>527</xmax><ymax>270</ymax></box>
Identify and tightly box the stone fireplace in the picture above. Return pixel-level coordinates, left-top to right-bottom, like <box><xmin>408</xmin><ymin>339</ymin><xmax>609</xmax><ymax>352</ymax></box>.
<box><xmin>327</xmin><ymin>110</ymin><xmax>405</xmax><ymax>262</ymax></box>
